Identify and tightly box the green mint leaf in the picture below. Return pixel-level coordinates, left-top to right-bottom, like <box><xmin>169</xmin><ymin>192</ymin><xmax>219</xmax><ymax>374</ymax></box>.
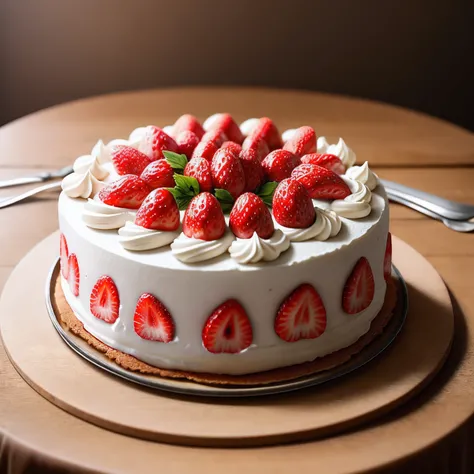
<box><xmin>173</xmin><ymin>174</ymin><xmax>200</xmax><ymax>196</ymax></box>
<box><xmin>256</xmin><ymin>181</ymin><xmax>278</xmax><ymax>207</ymax></box>
<box><xmin>220</xmin><ymin>202</ymin><xmax>234</xmax><ymax>213</ymax></box>
<box><xmin>175</xmin><ymin>195</ymin><xmax>193</xmax><ymax>211</ymax></box>
<box><xmin>214</xmin><ymin>188</ymin><xmax>235</xmax><ymax>213</ymax></box>
<box><xmin>163</xmin><ymin>151</ymin><xmax>188</xmax><ymax>173</ymax></box>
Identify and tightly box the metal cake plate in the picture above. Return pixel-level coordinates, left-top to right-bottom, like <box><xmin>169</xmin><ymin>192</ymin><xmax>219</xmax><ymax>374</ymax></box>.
<box><xmin>46</xmin><ymin>259</ymin><xmax>408</xmax><ymax>398</ymax></box>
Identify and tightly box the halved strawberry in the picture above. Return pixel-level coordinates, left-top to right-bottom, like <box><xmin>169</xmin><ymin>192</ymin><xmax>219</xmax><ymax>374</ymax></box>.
<box><xmin>291</xmin><ymin>164</ymin><xmax>351</xmax><ymax>199</ymax></box>
<box><xmin>135</xmin><ymin>189</ymin><xmax>180</xmax><ymax>231</ymax></box>
<box><xmin>90</xmin><ymin>276</ymin><xmax>120</xmax><ymax>324</ymax></box>
<box><xmin>220</xmin><ymin>141</ymin><xmax>242</xmax><ymax>156</ymax></box>
<box><xmin>173</xmin><ymin>114</ymin><xmax>205</xmax><ymax>139</ymax></box>
<box><xmin>300</xmin><ymin>153</ymin><xmax>346</xmax><ymax>175</ymax></box>
<box><xmin>202</xmin><ymin>299</ymin><xmax>253</xmax><ymax>354</ymax></box>
<box><xmin>275</xmin><ymin>284</ymin><xmax>327</xmax><ymax>342</ymax></box>
<box><xmin>175</xmin><ymin>130</ymin><xmax>200</xmax><ymax>158</ymax></box>
<box><xmin>110</xmin><ymin>145</ymin><xmax>150</xmax><ymax>176</ymax></box>
<box><xmin>283</xmin><ymin>126</ymin><xmax>316</xmax><ymax>157</ymax></box>
<box><xmin>239</xmin><ymin>149</ymin><xmax>265</xmax><ymax>192</ymax></box>
<box><xmin>140</xmin><ymin>160</ymin><xmax>175</xmax><ymax>189</ymax></box>
<box><xmin>184</xmin><ymin>157</ymin><xmax>213</xmax><ymax>192</ymax></box>
<box><xmin>60</xmin><ymin>233</ymin><xmax>69</xmax><ymax>279</ymax></box>
<box><xmin>133</xmin><ymin>293</ymin><xmax>175</xmax><ymax>342</ymax></box>
<box><xmin>98</xmin><ymin>175</ymin><xmax>151</xmax><ymax>209</ymax></box>
<box><xmin>204</xmin><ymin>113</ymin><xmax>244</xmax><ymax>144</ymax></box>
<box><xmin>262</xmin><ymin>149</ymin><xmax>300</xmax><ymax>182</ymax></box>
<box><xmin>241</xmin><ymin>134</ymin><xmax>270</xmax><ymax>162</ymax></box>
<box><xmin>342</xmin><ymin>257</ymin><xmax>375</xmax><ymax>314</ymax></box>
<box><xmin>138</xmin><ymin>125</ymin><xmax>179</xmax><ymax>162</ymax></box>
<box><xmin>67</xmin><ymin>254</ymin><xmax>80</xmax><ymax>297</ymax></box>
<box><xmin>211</xmin><ymin>148</ymin><xmax>245</xmax><ymax>199</ymax></box>
<box><xmin>249</xmin><ymin>117</ymin><xmax>282</xmax><ymax>151</ymax></box>
<box><xmin>229</xmin><ymin>193</ymin><xmax>274</xmax><ymax>239</ymax></box>
<box><xmin>384</xmin><ymin>232</ymin><xmax>392</xmax><ymax>281</ymax></box>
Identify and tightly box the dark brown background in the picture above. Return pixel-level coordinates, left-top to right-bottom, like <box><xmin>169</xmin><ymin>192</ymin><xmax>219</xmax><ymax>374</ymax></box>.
<box><xmin>1</xmin><ymin>0</ymin><xmax>473</xmax><ymax>130</ymax></box>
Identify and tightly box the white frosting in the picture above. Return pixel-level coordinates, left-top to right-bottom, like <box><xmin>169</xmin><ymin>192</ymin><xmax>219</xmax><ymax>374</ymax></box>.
<box><xmin>229</xmin><ymin>230</ymin><xmax>290</xmax><ymax>264</ymax></box>
<box><xmin>203</xmin><ymin>113</ymin><xmax>222</xmax><ymax>131</ymax></box>
<box><xmin>171</xmin><ymin>231</ymin><xmax>235</xmax><ymax>263</ymax></box>
<box><xmin>278</xmin><ymin>208</ymin><xmax>341</xmax><ymax>242</ymax></box>
<box><xmin>82</xmin><ymin>199</ymin><xmax>135</xmax><ymax>230</ymax></box>
<box><xmin>326</xmin><ymin>138</ymin><xmax>356</xmax><ymax>168</ymax></box>
<box><xmin>317</xmin><ymin>136</ymin><xmax>330</xmax><ymax>153</ymax></box>
<box><xmin>73</xmin><ymin>154</ymin><xmax>109</xmax><ymax>180</ymax></box>
<box><xmin>128</xmin><ymin>127</ymin><xmax>147</xmax><ymax>143</ymax></box>
<box><xmin>91</xmin><ymin>140</ymin><xmax>112</xmax><ymax>164</ymax></box>
<box><xmin>61</xmin><ymin>171</ymin><xmax>104</xmax><ymax>199</ymax></box>
<box><xmin>118</xmin><ymin>222</ymin><xmax>179</xmax><ymax>251</ymax></box>
<box><xmin>344</xmin><ymin>161</ymin><xmax>377</xmax><ymax>191</ymax></box>
<box><xmin>162</xmin><ymin>125</ymin><xmax>174</xmax><ymax>137</ymax></box>
<box><xmin>282</xmin><ymin>128</ymin><xmax>297</xmax><ymax>142</ymax></box>
<box><xmin>331</xmin><ymin>177</ymin><xmax>372</xmax><ymax>219</ymax></box>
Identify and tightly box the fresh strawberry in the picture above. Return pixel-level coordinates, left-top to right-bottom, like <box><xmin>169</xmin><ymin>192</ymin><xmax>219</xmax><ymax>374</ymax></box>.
<box><xmin>173</xmin><ymin>114</ymin><xmax>205</xmax><ymax>139</ymax></box>
<box><xmin>110</xmin><ymin>145</ymin><xmax>150</xmax><ymax>176</ymax></box>
<box><xmin>211</xmin><ymin>148</ymin><xmax>245</xmax><ymax>199</ymax></box>
<box><xmin>182</xmin><ymin>192</ymin><xmax>226</xmax><ymax>241</ymax></box>
<box><xmin>60</xmin><ymin>233</ymin><xmax>69</xmax><ymax>279</ymax></box>
<box><xmin>275</xmin><ymin>284</ymin><xmax>327</xmax><ymax>342</ymax></box>
<box><xmin>249</xmin><ymin>117</ymin><xmax>282</xmax><ymax>150</ymax></box>
<box><xmin>262</xmin><ymin>149</ymin><xmax>300</xmax><ymax>182</ymax></box>
<box><xmin>67</xmin><ymin>254</ymin><xmax>80</xmax><ymax>297</ymax></box>
<box><xmin>283</xmin><ymin>126</ymin><xmax>316</xmax><ymax>157</ymax></box>
<box><xmin>133</xmin><ymin>293</ymin><xmax>175</xmax><ymax>342</ymax></box>
<box><xmin>138</xmin><ymin>125</ymin><xmax>179</xmax><ymax>162</ymax></box>
<box><xmin>90</xmin><ymin>275</ymin><xmax>120</xmax><ymax>324</ymax></box>
<box><xmin>204</xmin><ymin>113</ymin><xmax>244</xmax><ymax>144</ymax></box>
<box><xmin>98</xmin><ymin>175</ymin><xmax>151</xmax><ymax>209</ymax></box>
<box><xmin>175</xmin><ymin>130</ymin><xmax>200</xmax><ymax>158</ymax></box>
<box><xmin>242</xmin><ymin>134</ymin><xmax>270</xmax><ymax>162</ymax></box>
<box><xmin>202</xmin><ymin>299</ymin><xmax>253</xmax><ymax>353</ymax></box>
<box><xmin>384</xmin><ymin>232</ymin><xmax>392</xmax><ymax>281</ymax></box>
<box><xmin>135</xmin><ymin>189</ymin><xmax>180</xmax><ymax>231</ymax></box>
<box><xmin>140</xmin><ymin>160</ymin><xmax>175</xmax><ymax>189</ymax></box>
<box><xmin>203</xmin><ymin>129</ymin><xmax>227</xmax><ymax>147</ymax></box>
<box><xmin>300</xmin><ymin>153</ymin><xmax>346</xmax><ymax>175</ymax></box>
<box><xmin>220</xmin><ymin>141</ymin><xmax>242</xmax><ymax>156</ymax></box>
<box><xmin>342</xmin><ymin>257</ymin><xmax>375</xmax><ymax>314</ymax></box>
<box><xmin>229</xmin><ymin>193</ymin><xmax>274</xmax><ymax>239</ymax></box>
<box><xmin>291</xmin><ymin>164</ymin><xmax>351</xmax><ymax>199</ymax></box>
<box><xmin>272</xmin><ymin>178</ymin><xmax>316</xmax><ymax>228</ymax></box>
<box><xmin>184</xmin><ymin>157</ymin><xmax>213</xmax><ymax>192</ymax></box>
<box><xmin>239</xmin><ymin>149</ymin><xmax>265</xmax><ymax>192</ymax></box>
<box><xmin>191</xmin><ymin>130</ymin><xmax>227</xmax><ymax>161</ymax></box>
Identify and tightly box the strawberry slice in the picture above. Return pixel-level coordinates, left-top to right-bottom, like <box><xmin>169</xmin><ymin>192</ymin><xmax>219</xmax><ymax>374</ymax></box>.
<box><xmin>262</xmin><ymin>149</ymin><xmax>300</xmax><ymax>182</ymax></box>
<box><xmin>242</xmin><ymin>134</ymin><xmax>270</xmax><ymax>162</ymax></box>
<box><xmin>202</xmin><ymin>299</ymin><xmax>253</xmax><ymax>354</ymax></box>
<box><xmin>173</xmin><ymin>114</ymin><xmax>205</xmax><ymax>139</ymax></box>
<box><xmin>133</xmin><ymin>293</ymin><xmax>175</xmax><ymax>342</ymax></box>
<box><xmin>175</xmin><ymin>130</ymin><xmax>200</xmax><ymax>158</ymax></box>
<box><xmin>98</xmin><ymin>175</ymin><xmax>151</xmax><ymax>209</ymax></box>
<box><xmin>140</xmin><ymin>159</ymin><xmax>175</xmax><ymax>189</ymax></box>
<box><xmin>67</xmin><ymin>254</ymin><xmax>80</xmax><ymax>297</ymax></box>
<box><xmin>342</xmin><ymin>257</ymin><xmax>375</xmax><ymax>314</ymax></box>
<box><xmin>204</xmin><ymin>113</ymin><xmax>244</xmax><ymax>144</ymax></box>
<box><xmin>230</xmin><ymin>193</ymin><xmax>274</xmax><ymax>239</ymax></box>
<box><xmin>90</xmin><ymin>276</ymin><xmax>120</xmax><ymax>324</ymax></box>
<box><xmin>110</xmin><ymin>145</ymin><xmax>150</xmax><ymax>176</ymax></box>
<box><xmin>275</xmin><ymin>284</ymin><xmax>327</xmax><ymax>342</ymax></box>
<box><xmin>138</xmin><ymin>125</ymin><xmax>179</xmax><ymax>162</ymax></box>
<box><xmin>300</xmin><ymin>153</ymin><xmax>346</xmax><ymax>175</ymax></box>
<box><xmin>384</xmin><ymin>232</ymin><xmax>392</xmax><ymax>281</ymax></box>
<box><xmin>220</xmin><ymin>141</ymin><xmax>242</xmax><ymax>156</ymax></box>
<box><xmin>211</xmin><ymin>148</ymin><xmax>245</xmax><ymax>199</ymax></box>
<box><xmin>239</xmin><ymin>149</ymin><xmax>265</xmax><ymax>192</ymax></box>
<box><xmin>184</xmin><ymin>157</ymin><xmax>213</xmax><ymax>192</ymax></box>
<box><xmin>135</xmin><ymin>189</ymin><xmax>180</xmax><ymax>231</ymax></box>
<box><xmin>283</xmin><ymin>126</ymin><xmax>316</xmax><ymax>157</ymax></box>
<box><xmin>291</xmin><ymin>164</ymin><xmax>351</xmax><ymax>199</ymax></box>
<box><xmin>249</xmin><ymin>117</ymin><xmax>282</xmax><ymax>151</ymax></box>
<box><xmin>60</xmin><ymin>233</ymin><xmax>69</xmax><ymax>279</ymax></box>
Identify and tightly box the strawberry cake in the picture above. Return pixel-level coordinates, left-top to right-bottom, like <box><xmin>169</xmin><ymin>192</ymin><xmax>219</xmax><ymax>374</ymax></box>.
<box><xmin>58</xmin><ymin>114</ymin><xmax>393</xmax><ymax>379</ymax></box>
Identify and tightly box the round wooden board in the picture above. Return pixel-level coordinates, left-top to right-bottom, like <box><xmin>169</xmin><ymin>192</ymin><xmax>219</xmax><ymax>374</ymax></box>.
<box><xmin>0</xmin><ymin>232</ymin><xmax>453</xmax><ymax>448</ymax></box>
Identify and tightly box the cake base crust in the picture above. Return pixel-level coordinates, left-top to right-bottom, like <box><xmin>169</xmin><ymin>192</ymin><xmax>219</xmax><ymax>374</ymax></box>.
<box><xmin>54</xmin><ymin>275</ymin><xmax>398</xmax><ymax>386</ymax></box>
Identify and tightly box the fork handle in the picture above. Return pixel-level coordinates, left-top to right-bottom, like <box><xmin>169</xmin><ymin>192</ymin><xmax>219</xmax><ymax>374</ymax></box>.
<box><xmin>0</xmin><ymin>181</ymin><xmax>62</xmax><ymax>209</ymax></box>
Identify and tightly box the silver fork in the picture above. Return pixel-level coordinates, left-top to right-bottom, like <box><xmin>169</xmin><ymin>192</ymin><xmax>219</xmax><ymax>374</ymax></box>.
<box><xmin>0</xmin><ymin>166</ymin><xmax>73</xmax><ymax>189</ymax></box>
<box><xmin>0</xmin><ymin>181</ymin><xmax>62</xmax><ymax>209</ymax></box>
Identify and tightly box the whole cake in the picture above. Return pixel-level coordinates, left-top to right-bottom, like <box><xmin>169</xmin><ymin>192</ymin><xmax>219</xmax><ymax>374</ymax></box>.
<box><xmin>58</xmin><ymin>114</ymin><xmax>393</xmax><ymax>380</ymax></box>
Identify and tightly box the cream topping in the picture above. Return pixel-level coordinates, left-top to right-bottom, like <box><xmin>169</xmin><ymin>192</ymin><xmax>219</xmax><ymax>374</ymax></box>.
<box><xmin>331</xmin><ymin>177</ymin><xmax>372</xmax><ymax>219</ymax></box>
<box><xmin>344</xmin><ymin>161</ymin><xmax>377</xmax><ymax>190</ymax></box>
<box><xmin>61</xmin><ymin>171</ymin><xmax>104</xmax><ymax>199</ymax></box>
<box><xmin>73</xmin><ymin>154</ymin><xmax>109</xmax><ymax>180</ymax></box>
<box><xmin>203</xmin><ymin>113</ymin><xmax>222</xmax><ymax>131</ymax></box>
<box><xmin>171</xmin><ymin>231</ymin><xmax>235</xmax><ymax>263</ymax></box>
<box><xmin>162</xmin><ymin>125</ymin><xmax>174</xmax><ymax>137</ymax></box>
<box><xmin>317</xmin><ymin>136</ymin><xmax>330</xmax><ymax>153</ymax></box>
<box><xmin>128</xmin><ymin>127</ymin><xmax>147</xmax><ymax>143</ymax></box>
<box><xmin>228</xmin><ymin>230</ymin><xmax>290</xmax><ymax>264</ymax></box>
<box><xmin>91</xmin><ymin>139</ymin><xmax>112</xmax><ymax>164</ymax></box>
<box><xmin>82</xmin><ymin>199</ymin><xmax>135</xmax><ymax>230</ymax></box>
<box><xmin>326</xmin><ymin>138</ymin><xmax>356</xmax><ymax>168</ymax></box>
<box><xmin>282</xmin><ymin>128</ymin><xmax>297</xmax><ymax>142</ymax></box>
<box><xmin>118</xmin><ymin>222</ymin><xmax>179</xmax><ymax>251</ymax></box>
<box><xmin>239</xmin><ymin>118</ymin><xmax>260</xmax><ymax>136</ymax></box>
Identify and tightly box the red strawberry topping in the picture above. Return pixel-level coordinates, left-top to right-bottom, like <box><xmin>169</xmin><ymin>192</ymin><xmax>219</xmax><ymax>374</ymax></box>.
<box><xmin>173</xmin><ymin>114</ymin><xmax>205</xmax><ymax>139</ymax></box>
<box><xmin>283</xmin><ymin>126</ymin><xmax>316</xmax><ymax>157</ymax></box>
<box><xmin>205</xmin><ymin>113</ymin><xmax>244</xmax><ymax>144</ymax></box>
<box><xmin>291</xmin><ymin>164</ymin><xmax>351</xmax><ymax>199</ymax></box>
<box><xmin>342</xmin><ymin>257</ymin><xmax>375</xmax><ymax>314</ymax></box>
<box><xmin>133</xmin><ymin>293</ymin><xmax>175</xmax><ymax>342</ymax></box>
<box><xmin>67</xmin><ymin>254</ymin><xmax>80</xmax><ymax>297</ymax></box>
<box><xmin>301</xmin><ymin>153</ymin><xmax>346</xmax><ymax>175</ymax></box>
<box><xmin>211</xmin><ymin>148</ymin><xmax>245</xmax><ymax>199</ymax></box>
<box><xmin>110</xmin><ymin>145</ymin><xmax>150</xmax><ymax>176</ymax></box>
<box><xmin>272</xmin><ymin>178</ymin><xmax>316</xmax><ymax>228</ymax></box>
<box><xmin>98</xmin><ymin>175</ymin><xmax>151</xmax><ymax>209</ymax></box>
<box><xmin>175</xmin><ymin>130</ymin><xmax>200</xmax><ymax>158</ymax></box>
<box><xmin>135</xmin><ymin>189</ymin><xmax>180</xmax><ymax>231</ymax></box>
<box><xmin>138</xmin><ymin>125</ymin><xmax>179</xmax><ymax>162</ymax></box>
<box><xmin>229</xmin><ymin>193</ymin><xmax>274</xmax><ymax>239</ymax></box>
<box><xmin>249</xmin><ymin>117</ymin><xmax>282</xmax><ymax>151</ymax></box>
<box><xmin>140</xmin><ymin>160</ymin><xmax>175</xmax><ymax>189</ymax></box>
<box><xmin>275</xmin><ymin>284</ymin><xmax>327</xmax><ymax>342</ymax></box>
<box><xmin>239</xmin><ymin>149</ymin><xmax>265</xmax><ymax>192</ymax></box>
<box><xmin>184</xmin><ymin>157</ymin><xmax>213</xmax><ymax>192</ymax></box>
<box><xmin>182</xmin><ymin>192</ymin><xmax>226</xmax><ymax>241</ymax></box>
<box><xmin>262</xmin><ymin>149</ymin><xmax>300</xmax><ymax>182</ymax></box>
<box><xmin>90</xmin><ymin>275</ymin><xmax>120</xmax><ymax>324</ymax></box>
<box><xmin>242</xmin><ymin>134</ymin><xmax>270</xmax><ymax>162</ymax></box>
<box><xmin>60</xmin><ymin>233</ymin><xmax>69</xmax><ymax>279</ymax></box>
<box><xmin>220</xmin><ymin>141</ymin><xmax>243</xmax><ymax>156</ymax></box>
<box><xmin>202</xmin><ymin>299</ymin><xmax>253</xmax><ymax>354</ymax></box>
<box><xmin>384</xmin><ymin>232</ymin><xmax>392</xmax><ymax>281</ymax></box>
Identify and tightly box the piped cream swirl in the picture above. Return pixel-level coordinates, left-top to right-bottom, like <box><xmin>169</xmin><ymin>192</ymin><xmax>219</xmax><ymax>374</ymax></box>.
<box><xmin>326</xmin><ymin>138</ymin><xmax>356</xmax><ymax>168</ymax></box>
<box><xmin>82</xmin><ymin>199</ymin><xmax>135</xmax><ymax>230</ymax></box>
<box><xmin>317</xmin><ymin>136</ymin><xmax>330</xmax><ymax>153</ymax></box>
<box><xmin>118</xmin><ymin>222</ymin><xmax>179</xmax><ymax>251</ymax></box>
<box><xmin>171</xmin><ymin>231</ymin><xmax>235</xmax><ymax>263</ymax></box>
<box><xmin>229</xmin><ymin>230</ymin><xmax>290</xmax><ymax>264</ymax></box>
<box><xmin>73</xmin><ymin>154</ymin><xmax>109</xmax><ymax>180</ymax></box>
<box><xmin>61</xmin><ymin>171</ymin><xmax>105</xmax><ymax>199</ymax></box>
<box><xmin>344</xmin><ymin>161</ymin><xmax>377</xmax><ymax>190</ymax></box>
<box><xmin>331</xmin><ymin>178</ymin><xmax>372</xmax><ymax>219</ymax></box>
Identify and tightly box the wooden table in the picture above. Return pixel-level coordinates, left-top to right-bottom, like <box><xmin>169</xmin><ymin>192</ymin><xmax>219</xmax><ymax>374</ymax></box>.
<box><xmin>0</xmin><ymin>87</ymin><xmax>473</xmax><ymax>473</ymax></box>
